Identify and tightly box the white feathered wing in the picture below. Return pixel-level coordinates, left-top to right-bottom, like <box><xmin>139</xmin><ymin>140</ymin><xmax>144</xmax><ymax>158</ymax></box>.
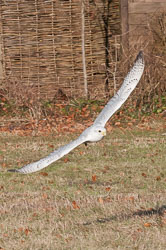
<box><xmin>10</xmin><ymin>136</ymin><xmax>87</xmax><ymax>174</ymax></box>
<box><xmin>94</xmin><ymin>51</ymin><xmax>144</xmax><ymax>126</ymax></box>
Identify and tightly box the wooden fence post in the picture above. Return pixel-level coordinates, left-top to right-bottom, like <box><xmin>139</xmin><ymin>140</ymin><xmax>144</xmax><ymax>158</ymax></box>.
<box><xmin>0</xmin><ymin>19</ymin><xmax>3</xmax><ymax>83</ymax></box>
<box><xmin>0</xmin><ymin>36</ymin><xmax>2</xmax><ymax>83</ymax></box>
<box><xmin>81</xmin><ymin>0</ymin><xmax>88</xmax><ymax>99</ymax></box>
<box><xmin>0</xmin><ymin>4</ymin><xmax>4</xmax><ymax>84</ymax></box>
<box><xmin>120</xmin><ymin>0</ymin><xmax>129</xmax><ymax>54</ymax></box>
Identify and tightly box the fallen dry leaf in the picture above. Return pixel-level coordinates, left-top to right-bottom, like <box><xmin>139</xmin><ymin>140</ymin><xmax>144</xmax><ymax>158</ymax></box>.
<box><xmin>24</xmin><ymin>228</ymin><xmax>31</xmax><ymax>236</ymax></box>
<box><xmin>72</xmin><ymin>201</ymin><xmax>80</xmax><ymax>209</ymax></box>
<box><xmin>40</xmin><ymin>172</ymin><xmax>48</xmax><ymax>177</ymax></box>
<box><xmin>79</xmin><ymin>151</ymin><xmax>84</xmax><ymax>155</ymax></box>
<box><xmin>115</xmin><ymin>121</ymin><xmax>121</xmax><ymax>126</ymax></box>
<box><xmin>144</xmin><ymin>223</ymin><xmax>152</xmax><ymax>227</ymax></box>
<box><xmin>64</xmin><ymin>158</ymin><xmax>69</xmax><ymax>163</ymax></box>
<box><xmin>92</xmin><ymin>175</ymin><xmax>97</xmax><ymax>182</ymax></box>
<box><xmin>142</xmin><ymin>173</ymin><xmax>147</xmax><ymax>178</ymax></box>
<box><xmin>98</xmin><ymin>197</ymin><xmax>104</xmax><ymax>204</ymax></box>
<box><xmin>42</xmin><ymin>193</ymin><xmax>48</xmax><ymax>199</ymax></box>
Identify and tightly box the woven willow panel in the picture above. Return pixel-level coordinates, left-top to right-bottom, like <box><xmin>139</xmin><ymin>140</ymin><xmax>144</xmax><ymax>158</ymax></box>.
<box><xmin>0</xmin><ymin>0</ymin><xmax>120</xmax><ymax>99</ymax></box>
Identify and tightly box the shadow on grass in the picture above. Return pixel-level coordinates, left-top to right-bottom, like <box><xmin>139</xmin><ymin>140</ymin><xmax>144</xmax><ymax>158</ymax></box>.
<box><xmin>83</xmin><ymin>205</ymin><xmax>166</xmax><ymax>225</ymax></box>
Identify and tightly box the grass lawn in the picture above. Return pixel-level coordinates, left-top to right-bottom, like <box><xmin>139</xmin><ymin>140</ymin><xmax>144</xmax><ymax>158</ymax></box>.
<box><xmin>0</xmin><ymin>120</ymin><xmax>166</xmax><ymax>250</ymax></box>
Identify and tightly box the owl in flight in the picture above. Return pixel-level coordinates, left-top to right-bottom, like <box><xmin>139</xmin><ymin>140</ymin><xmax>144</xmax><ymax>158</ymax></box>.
<box><xmin>9</xmin><ymin>51</ymin><xmax>144</xmax><ymax>174</ymax></box>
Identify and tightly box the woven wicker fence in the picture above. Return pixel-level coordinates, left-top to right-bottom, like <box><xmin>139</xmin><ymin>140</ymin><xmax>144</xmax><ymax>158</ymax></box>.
<box><xmin>0</xmin><ymin>0</ymin><xmax>121</xmax><ymax>101</ymax></box>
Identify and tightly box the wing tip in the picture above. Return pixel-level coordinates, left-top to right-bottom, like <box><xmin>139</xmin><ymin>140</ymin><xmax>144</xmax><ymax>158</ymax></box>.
<box><xmin>8</xmin><ymin>169</ymin><xmax>20</xmax><ymax>173</ymax></box>
<box><xmin>136</xmin><ymin>51</ymin><xmax>144</xmax><ymax>61</ymax></box>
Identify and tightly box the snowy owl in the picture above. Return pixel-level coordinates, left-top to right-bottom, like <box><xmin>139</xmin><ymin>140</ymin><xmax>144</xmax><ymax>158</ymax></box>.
<box><xmin>9</xmin><ymin>51</ymin><xmax>144</xmax><ymax>174</ymax></box>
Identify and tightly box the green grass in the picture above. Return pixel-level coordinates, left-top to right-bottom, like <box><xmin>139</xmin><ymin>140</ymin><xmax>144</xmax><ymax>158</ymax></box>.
<box><xmin>0</xmin><ymin>125</ymin><xmax>166</xmax><ymax>249</ymax></box>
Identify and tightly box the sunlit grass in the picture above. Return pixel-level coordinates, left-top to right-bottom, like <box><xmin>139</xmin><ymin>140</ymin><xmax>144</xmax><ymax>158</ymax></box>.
<box><xmin>0</xmin><ymin>125</ymin><xmax>166</xmax><ymax>249</ymax></box>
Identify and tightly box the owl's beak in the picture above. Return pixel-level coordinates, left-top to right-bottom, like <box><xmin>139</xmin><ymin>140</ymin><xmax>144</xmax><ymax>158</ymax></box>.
<box><xmin>102</xmin><ymin>131</ymin><xmax>106</xmax><ymax>136</ymax></box>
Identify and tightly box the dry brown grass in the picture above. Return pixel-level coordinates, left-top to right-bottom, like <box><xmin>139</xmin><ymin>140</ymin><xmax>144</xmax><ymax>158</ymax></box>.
<box><xmin>0</xmin><ymin>119</ymin><xmax>166</xmax><ymax>249</ymax></box>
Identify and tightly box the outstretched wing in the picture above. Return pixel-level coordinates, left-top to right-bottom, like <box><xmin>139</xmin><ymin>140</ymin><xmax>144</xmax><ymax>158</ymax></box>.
<box><xmin>93</xmin><ymin>51</ymin><xmax>144</xmax><ymax>127</ymax></box>
<box><xmin>8</xmin><ymin>135</ymin><xmax>86</xmax><ymax>174</ymax></box>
